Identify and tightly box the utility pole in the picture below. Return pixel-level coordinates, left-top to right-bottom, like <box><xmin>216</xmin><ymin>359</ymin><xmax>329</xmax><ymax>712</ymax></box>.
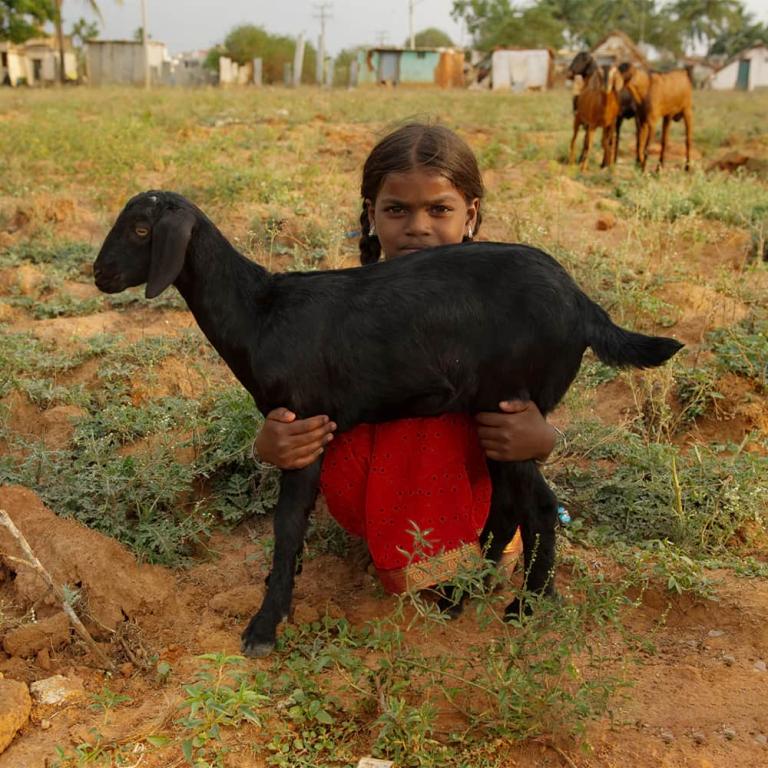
<box><xmin>374</xmin><ymin>31</ymin><xmax>389</xmax><ymax>47</ymax></box>
<box><xmin>141</xmin><ymin>0</ymin><xmax>150</xmax><ymax>89</ymax></box>
<box><xmin>408</xmin><ymin>0</ymin><xmax>423</xmax><ymax>50</ymax></box>
<box><xmin>313</xmin><ymin>3</ymin><xmax>332</xmax><ymax>85</ymax></box>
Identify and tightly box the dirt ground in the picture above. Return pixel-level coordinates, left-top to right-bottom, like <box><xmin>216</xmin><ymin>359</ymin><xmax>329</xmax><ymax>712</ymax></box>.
<box><xmin>0</xmin><ymin>88</ymin><xmax>767</xmax><ymax>767</ymax></box>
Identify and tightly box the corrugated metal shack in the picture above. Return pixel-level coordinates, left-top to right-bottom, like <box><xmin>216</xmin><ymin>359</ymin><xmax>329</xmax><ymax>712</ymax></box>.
<box><xmin>356</xmin><ymin>47</ymin><xmax>465</xmax><ymax>87</ymax></box>
<box><xmin>85</xmin><ymin>40</ymin><xmax>168</xmax><ymax>86</ymax></box>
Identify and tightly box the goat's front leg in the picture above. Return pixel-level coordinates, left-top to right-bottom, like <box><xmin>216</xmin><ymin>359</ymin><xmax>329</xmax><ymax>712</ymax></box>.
<box><xmin>242</xmin><ymin>460</ymin><xmax>322</xmax><ymax>657</ymax></box>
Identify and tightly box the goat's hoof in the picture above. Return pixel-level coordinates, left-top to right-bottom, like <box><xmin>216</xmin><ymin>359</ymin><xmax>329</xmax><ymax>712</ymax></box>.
<box><xmin>436</xmin><ymin>594</ymin><xmax>465</xmax><ymax>619</ymax></box>
<box><xmin>241</xmin><ymin>633</ymin><xmax>275</xmax><ymax>658</ymax></box>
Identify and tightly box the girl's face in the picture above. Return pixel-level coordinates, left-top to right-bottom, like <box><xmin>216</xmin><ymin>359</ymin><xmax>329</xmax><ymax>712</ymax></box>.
<box><xmin>367</xmin><ymin>168</ymin><xmax>479</xmax><ymax>259</ymax></box>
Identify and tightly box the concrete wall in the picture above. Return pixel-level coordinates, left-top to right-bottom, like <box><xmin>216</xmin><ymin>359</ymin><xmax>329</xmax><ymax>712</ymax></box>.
<box><xmin>86</xmin><ymin>41</ymin><xmax>167</xmax><ymax>85</ymax></box>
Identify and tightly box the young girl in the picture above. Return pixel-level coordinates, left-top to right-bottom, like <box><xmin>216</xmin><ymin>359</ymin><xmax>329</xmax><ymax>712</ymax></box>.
<box><xmin>253</xmin><ymin>123</ymin><xmax>556</xmax><ymax>592</ymax></box>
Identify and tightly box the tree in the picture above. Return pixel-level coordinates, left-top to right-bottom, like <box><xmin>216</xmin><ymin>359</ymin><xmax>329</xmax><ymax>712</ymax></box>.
<box><xmin>707</xmin><ymin>5</ymin><xmax>768</xmax><ymax>56</ymax></box>
<box><xmin>219</xmin><ymin>24</ymin><xmax>317</xmax><ymax>84</ymax></box>
<box><xmin>0</xmin><ymin>0</ymin><xmax>55</xmax><ymax>43</ymax></box>
<box><xmin>407</xmin><ymin>27</ymin><xmax>454</xmax><ymax>47</ymax></box>
<box><xmin>451</xmin><ymin>0</ymin><xmax>565</xmax><ymax>49</ymax></box>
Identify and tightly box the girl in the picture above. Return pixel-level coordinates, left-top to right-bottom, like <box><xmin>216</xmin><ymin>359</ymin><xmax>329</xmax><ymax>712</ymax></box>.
<box><xmin>253</xmin><ymin>123</ymin><xmax>556</xmax><ymax>593</ymax></box>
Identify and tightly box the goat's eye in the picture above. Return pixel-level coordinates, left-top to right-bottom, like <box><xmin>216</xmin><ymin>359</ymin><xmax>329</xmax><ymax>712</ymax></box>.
<box><xmin>135</xmin><ymin>226</ymin><xmax>150</xmax><ymax>237</ymax></box>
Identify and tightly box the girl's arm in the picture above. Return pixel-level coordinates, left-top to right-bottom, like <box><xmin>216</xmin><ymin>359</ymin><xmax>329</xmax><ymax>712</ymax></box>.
<box><xmin>475</xmin><ymin>400</ymin><xmax>556</xmax><ymax>462</ymax></box>
<box><xmin>253</xmin><ymin>408</ymin><xmax>336</xmax><ymax>469</ymax></box>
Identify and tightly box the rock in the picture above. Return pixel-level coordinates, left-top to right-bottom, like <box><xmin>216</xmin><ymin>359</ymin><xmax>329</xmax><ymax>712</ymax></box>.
<box><xmin>707</xmin><ymin>629</ymin><xmax>724</xmax><ymax>638</ymax></box>
<box><xmin>755</xmin><ymin>734</ymin><xmax>767</xmax><ymax>747</ymax></box>
<box><xmin>722</xmin><ymin>654</ymin><xmax>735</xmax><ymax>666</ymax></box>
<box><xmin>29</xmin><ymin>675</ymin><xmax>84</xmax><ymax>706</ymax></box>
<box><xmin>2</xmin><ymin>612</ymin><xmax>71</xmax><ymax>657</ymax></box>
<box><xmin>754</xmin><ymin>660</ymin><xmax>766</xmax><ymax>672</ymax></box>
<box><xmin>357</xmin><ymin>759</ymin><xmax>394</xmax><ymax>768</ymax></box>
<box><xmin>692</xmin><ymin>731</ymin><xmax>706</xmax><ymax>745</ymax></box>
<box><xmin>596</xmin><ymin>214</ymin><xmax>616</xmax><ymax>231</ymax></box>
<box><xmin>723</xmin><ymin>727</ymin><xmax>736</xmax><ymax>740</ymax></box>
<box><xmin>40</xmin><ymin>719</ymin><xmax>51</xmax><ymax>731</ymax></box>
<box><xmin>35</xmin><ymin>648</ymin><xmax>52</xmax><ymax>671</ymax></box>
<box><xmin>660</xmin><ymin>730</ymin><xmax>674</xmax><ymax>743</ymax></box>
<box><xmin>0</xmin><ymin>679</ymin><xmax>32</xmax><ymax>753</ymax></box>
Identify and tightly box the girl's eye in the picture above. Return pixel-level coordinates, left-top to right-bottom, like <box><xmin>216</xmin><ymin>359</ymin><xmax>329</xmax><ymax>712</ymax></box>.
<box><xmin>431</xmin><ymin>205</ymin><xmax>452</xmax><ymax>214</ymax></box>
<box><xmin>385</xmin><ymin>206</ymin><xmax>405</xmax><ymax>214</ymax></box>
<box><xmin>135</xmin><ymin>226</ymin><xmax>149</xmax><ymax>237</ymax></box>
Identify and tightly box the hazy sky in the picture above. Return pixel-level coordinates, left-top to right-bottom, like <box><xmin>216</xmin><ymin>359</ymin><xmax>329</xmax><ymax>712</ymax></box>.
<box><xmin>63</xmin><ymin>0</ymin><xmax>768</xmax><ymax>56</ymax></box>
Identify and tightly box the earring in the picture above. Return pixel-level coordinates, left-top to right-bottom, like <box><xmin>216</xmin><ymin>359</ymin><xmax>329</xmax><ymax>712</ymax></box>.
<box><xmin>369</xmin><ymin>222</ymin><xmax>376</xmax><ymax>237</ymax></box>
<box><xmin>467</xmin><ymin>225</ymin><xmax>474</xmax><ymax>239</ymax></box>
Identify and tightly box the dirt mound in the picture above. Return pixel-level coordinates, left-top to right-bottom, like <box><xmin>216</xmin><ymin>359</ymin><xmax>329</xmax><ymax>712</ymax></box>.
<box><xmin>656</xmin><ymin>281</ymin><xmax>750</xmax><ymax>345</ymax></box>
<box><xmin>0</xmin><ymin>394</ymin><xmax>85</xmax><ymax>451</ymax></box>
<box><xmin>0</xmin><ymin>486</ymin><xmax>175</xmax><ymax>645</ymax></box>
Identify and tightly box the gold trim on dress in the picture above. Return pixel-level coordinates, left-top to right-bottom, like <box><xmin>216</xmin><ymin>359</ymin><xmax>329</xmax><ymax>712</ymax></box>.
<box><xmin>377</xmin><ymin>527</ymin><xmax>523</xmax><ymax>594</ymax></box>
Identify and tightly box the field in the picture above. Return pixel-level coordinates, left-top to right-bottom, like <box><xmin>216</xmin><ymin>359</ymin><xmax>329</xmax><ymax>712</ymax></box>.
<box><xmin>0</xmin><ymin>84</ymin><xmax>767</xmax><ymax>767</ymax></box>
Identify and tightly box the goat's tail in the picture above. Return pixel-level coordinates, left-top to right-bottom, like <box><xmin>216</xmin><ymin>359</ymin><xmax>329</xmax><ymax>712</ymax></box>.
<box><xmin>584</xmin><ymin>298</ymin><xmax>684</xmax><ymax>369</ymax></box>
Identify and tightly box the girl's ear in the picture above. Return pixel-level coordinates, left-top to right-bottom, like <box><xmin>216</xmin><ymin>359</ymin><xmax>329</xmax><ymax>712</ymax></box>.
<box><xmin>466</xmin><ymin>197</ymin><xmax>480</xmax><ymax>229</ymax></box>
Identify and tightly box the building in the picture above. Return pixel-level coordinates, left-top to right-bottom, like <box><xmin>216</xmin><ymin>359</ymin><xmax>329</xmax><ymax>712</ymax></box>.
<box><xmin>356</xmin><ymin>47</ymin><xmax>465</xmax><ymax>87</ymax></box>
<box><xmin>708</xmin><ymin>44</ymin><xmax>768</xmax><ymax>91</ymax></box>
<box><xmin>591</xmin><ymin>30</ymin><xmax>648</xmax><ymax>68</ymax></box>
<box><xmin>475</xmin><ymin>48</ymin><xmax>553</xmax><ymax>91</ymax></box>
<box><xmin>85</xmin><ymin>40</ymin><xmax>168</xmax><ymax>86</ymax></box>
<box><xmin>1</xmin><ymin>38</ymin><xmax>77</xmax><ymax>86</ymax></box>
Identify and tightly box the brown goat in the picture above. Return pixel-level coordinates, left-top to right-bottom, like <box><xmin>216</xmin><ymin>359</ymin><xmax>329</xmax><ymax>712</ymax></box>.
<box><xmin>621</xmin><ymin>63</ymin><xmax>693</xmax><ymax>171</ymax></box>
<box><xmin>568</xmin><ymin>64</ymin><xmax>623</xmax><ymax>171</ymax></box>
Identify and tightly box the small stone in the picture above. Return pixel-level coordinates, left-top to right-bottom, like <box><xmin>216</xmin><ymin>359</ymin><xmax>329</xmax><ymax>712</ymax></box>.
<box><xmin>692</xmin><ymin>731</ymin><xmax>706</xmax><ymax>745</ymax></box>
<box><xmin>755</xmin><ymin>734</ymin><xmax>767</xmax><ymax>747</ymax></box>
<box><xmin>723</xmin><ymin>727</ymin><xmax>736</xmax><ymax>740</ymax></box>
<box><xmin>754</xmin><ymin>660</ymin><xmax>766</xmax><ymax>672</ymax></box>
<box><xmin>596</xmin><ymin>214</ymin><xmax>616</xmax><ymax>231</ymax></box>
<box><xmin>0</xmin><ymin>679</ymin><xmax>32</xmax><ymax>753</ymax></box>
<box><xmin>36</xmin><ymin>648</ymin><xmax>52</xmax><ymax>671</ymax></box>
<box><xmin>357</xmin><ymin>759</ymin><xmax>395</xmax><ymax>768</ymax></box>
<box><xmin>40</xmin><ymin>719</ymin><xmax>51</xmax><ymax>731</ymax></box>
<box><xmin>29</xmin><ymin>675</ymin><xmax>84</xmax><ymax>706</ymax></box>
<box><xmin>660</xmin><ymin>730</ymin><xmax>675</xmax><ymax>743</ymax></box>
<box><xmin>707</xmin><ymin>629</ymin><xmax>724</xmax><ymax>638</ymax></box>
<box><xmin>722</xmin><ymin>654</ymin><xmax>735</xmax><ymax>666</ymax></box>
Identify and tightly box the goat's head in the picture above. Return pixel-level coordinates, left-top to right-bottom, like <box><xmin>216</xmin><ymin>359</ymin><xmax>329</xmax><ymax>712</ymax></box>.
<box><xmin>618</xmin><ymin>62</ymin><xmax>635</xmax><ymax>83</ymax></box>
<box><xmin>568</xmin><ymin>51</ymin><xmax>595</xmax><ymax>79</ymax></box>
<box><xmin>94</xmin><ymin>191</ymin><xmax>197</xmax><ymax>299</ymax></box>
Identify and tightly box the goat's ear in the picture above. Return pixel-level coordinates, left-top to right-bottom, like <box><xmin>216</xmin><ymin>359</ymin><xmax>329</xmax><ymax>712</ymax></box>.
<box><xmin>146</xmin><ymin>208</ymin><xmax>195</xmax><ymax>298</ymax></box>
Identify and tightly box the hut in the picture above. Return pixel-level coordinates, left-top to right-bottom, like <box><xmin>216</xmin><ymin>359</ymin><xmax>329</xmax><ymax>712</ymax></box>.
<box><xmin>590</xmin><ymin>30</ymin><xmax>648</xmax><ymax>68</ymax></box>
<box><xmin>85</xmin><ymin>39</ymin><xmax>168</xmax><ymax>86</ymax></box>
<box><xmin>356</xmin><ymin>47</ymin><xmax>465</xmax><ymax>87</ymax></box>
<box><xmin>477</xmin><ymin>48</ymin><xmax>553</xmax><ymax>91</ymax></box>
<box><xmin>708</xmin><ymin>44</ymin><xmax>768</xmax><ymax>91</ymax></box>
<box><xmin>0</xmin><ymin>38</ymin><xmax>77</xmax><ymax>86</ymax></box>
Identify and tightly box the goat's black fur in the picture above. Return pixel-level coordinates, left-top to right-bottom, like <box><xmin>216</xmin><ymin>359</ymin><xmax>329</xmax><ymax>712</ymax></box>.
<box><xmin>94</xmin><ymin>191</ymin><xmax>683</xmax><ymax>657</ymax></box>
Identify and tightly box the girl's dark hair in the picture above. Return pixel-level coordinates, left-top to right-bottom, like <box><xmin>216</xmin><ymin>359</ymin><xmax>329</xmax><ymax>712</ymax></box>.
<box><xmin>359</xmin><ymin>123</ymin><xmax>484</xmax><ymax>265</ymax></box>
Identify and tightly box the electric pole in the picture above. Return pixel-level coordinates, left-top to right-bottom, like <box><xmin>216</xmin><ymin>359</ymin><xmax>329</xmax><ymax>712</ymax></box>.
<box><xmin>313</xmin><ymin>3</ymin><xmax>332</xmax><ymax>85</ymax></box>
<box><xmin>141</xmin><ymin>0</ymin><xmax>150</xmax><ymax>89</ymax></box>
<box><xmin>408</xmin><ymin>0</ymin><xmax>423</xmax><ymax>50</ymax></box>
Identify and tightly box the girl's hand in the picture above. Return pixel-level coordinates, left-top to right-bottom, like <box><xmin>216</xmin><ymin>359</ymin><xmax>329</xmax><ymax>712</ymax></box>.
<box><xmin>475</xmin><ymin>400</ymin><xmax>556</xmax><ymax>462</ymax></box>
<box><xmin>253</xmin><ymin>408</ymin><xmax>336</xmax><ymax>470</ymax></box>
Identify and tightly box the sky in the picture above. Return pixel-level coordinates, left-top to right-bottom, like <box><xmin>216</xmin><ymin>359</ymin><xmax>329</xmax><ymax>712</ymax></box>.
<box><xmin>62</xmin><ymin>0</ymin><xmax>768</xmax><ymax>57</ymax></box>
<box><xmin>62</xmin><ymin>0</ymin><xmax>467</xmax><ymax>56</ymax></box>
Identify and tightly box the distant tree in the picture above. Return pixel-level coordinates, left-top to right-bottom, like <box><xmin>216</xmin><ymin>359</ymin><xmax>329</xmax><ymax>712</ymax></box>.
<box><xmin>707</xmin><ymin>6</ymin><xmax>768</xmax><ymax>56</ymax></box>
<box><xmin>451</xmin><ymin>0</ymin><xmax>565</xmax><ymax>49</ymax></box>
<box><xmin>332</xmin><ymin>46</ymin><xmax>358</xmax><ymax>86</ymax></box>
<box><xmin>221</xmin><ymin>24</ymin><xmax>317</xmax><ymax>84</ymax></box>
<box><xmin>0</xmin><ymin>0</ymin><xmax>55</xmax><ymax>43</ymax></box>
<box><xmin>407</xmin><ymin>27</ymin><xmax>454</xmax><ymax>47</ymax></box>
<box><xmin>70</xmin><ymin>15</ymin><xmax>97</xmax><ymax>47</ymax></box>
<box><xmin>203</xmin><ymin>44</ymin><xmax>225</xmax><ymax>72</ymax></box>
<box><xmin>132</xmin><ymin>25</ymin><xmax>150</xmax><ymax>42</ymax></box>
<box><xmin>669</xmin><ymin>0</ymin><xmax>743</xmax><ymax>51</ymax></box>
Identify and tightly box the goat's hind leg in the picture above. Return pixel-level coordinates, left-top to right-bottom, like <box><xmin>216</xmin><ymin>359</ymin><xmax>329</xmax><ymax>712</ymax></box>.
<box><xmin>242</xmin><ymin>461</ymin><xmax>322</xmax><ymax>657</ymax></box>
<box><xmin>502</xmin><ymin>462</ymin><xmax>558</xmax><ymax>621</ymax></box>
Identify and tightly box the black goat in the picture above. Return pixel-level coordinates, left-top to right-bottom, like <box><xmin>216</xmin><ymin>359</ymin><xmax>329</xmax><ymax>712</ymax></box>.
<box><xmin>94</xmin><ymin>191</ymin><xmax>683</xmax><ymax>657</ymax></box>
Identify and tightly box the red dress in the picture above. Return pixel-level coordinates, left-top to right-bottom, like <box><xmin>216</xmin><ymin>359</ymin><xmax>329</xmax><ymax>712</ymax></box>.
<box><xmin>319</xmin><ymin>413</ymin><xmax>520</xmax><ymax>593</ymax></box>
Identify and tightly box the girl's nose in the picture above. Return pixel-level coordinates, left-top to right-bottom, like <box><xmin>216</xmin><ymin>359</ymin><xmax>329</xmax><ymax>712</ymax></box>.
<box><xmin>406</xmin><ymin>210</ymin><xmax>431</xmax><ymax>235</ymax></box>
